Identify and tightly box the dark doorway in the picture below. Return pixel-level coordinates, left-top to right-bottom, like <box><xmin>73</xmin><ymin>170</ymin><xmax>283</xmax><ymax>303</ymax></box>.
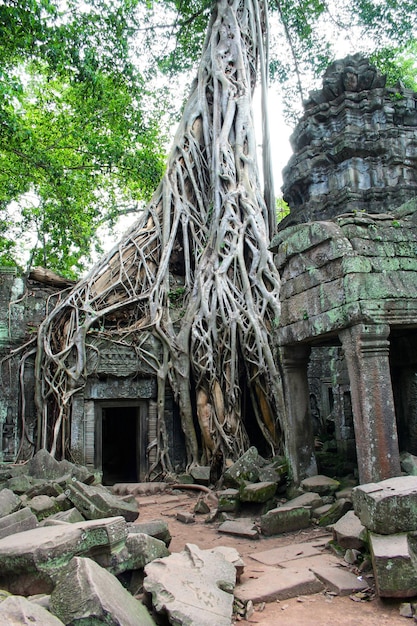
<box><xmin>96</xmin><ymin>402</ymin><xmax>147</xmax><ymax>485</ymax></box>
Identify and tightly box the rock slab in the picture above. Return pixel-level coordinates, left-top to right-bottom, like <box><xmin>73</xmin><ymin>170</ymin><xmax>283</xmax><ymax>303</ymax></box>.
<box><xmin>144</xmin><ymin>543</ymin><xmax>236</xmax><ymax>626</ymax></box>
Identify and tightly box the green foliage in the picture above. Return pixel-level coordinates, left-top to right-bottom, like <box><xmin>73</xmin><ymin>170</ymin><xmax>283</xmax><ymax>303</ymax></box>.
<box><xmin>276</xmin><ymin>196</ymin><xmax>290</xmax><ymax>223</ymax></box>
<box><xmin>371</xmin><ymin>42</ymin><xmax>417</xmax><ymax>91</ymax></box>
<box><xmin>0</xmin><ymin>0</ymin><xmax>166</xmax><ymax>278</ymax></box>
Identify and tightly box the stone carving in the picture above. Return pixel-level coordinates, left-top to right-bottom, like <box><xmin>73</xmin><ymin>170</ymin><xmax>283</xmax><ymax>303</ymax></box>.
<box><xmin>281</xmin><ymin>54</ymin><xmax>417</xmax><ymax>225</ymax></box>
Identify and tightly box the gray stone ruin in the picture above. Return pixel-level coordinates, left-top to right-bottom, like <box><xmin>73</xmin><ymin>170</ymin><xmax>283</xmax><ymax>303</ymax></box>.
<box><xmin>273</xmin><ymin>54</ymin><xmax>417</xmax><ymax>486</ymax></box>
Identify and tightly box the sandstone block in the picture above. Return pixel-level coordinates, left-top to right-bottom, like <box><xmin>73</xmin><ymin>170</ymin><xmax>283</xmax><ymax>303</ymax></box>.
<box><xmin>239</xmin><ymin>481</ymin><xmax>277</xmax><ymax>503</ymax></box>
<box><xmin>66</xmin><ymin>480</ymin><xmax>138</xmax><ymax>522</ymax></box>
<box><xmin>217</xmin><ymin>488</ymin><xmax>240</xmax><ymax>512</ymax></box>
<box><xmin>223</xmin><ymin>447</ymin><xmax>263</xmax><ymax>487</ymax></box>
<box><xmin>301</xmin><ymin>475</ymin><xmax>340</xmax><ymax>495</ymax></box>
<box><xmin>144</xmin><ymin>543</ymin><xmax>236</xmax><ymax>626</ymax></box>
<box><xmin>332</xmin><ymin>510</ymin><xmax>367</xmax><ymax>549</ymax></box>
<box><xmin>310</xmin><ymin>564</ymin><xmax>368</xmax><ymax>596</ymax></box>
<box><xmin>218</xmin><ymin>520</ymin><xmax>259</xmax><ymax>539</ymax></box>
<box><xmin>352</xmin><ymin>476</ymin><xmax>417</xmax><ymax>534</ymax></box>
<box><xmin>260</xmin><ymin>505</ymin><xmax>310</xmax><ymax>536</ymax></box>
<box><xmin>50</xmin><ymin>556</ymin><xmax>156</xmax><ymax>626</ymax></box>
<box><xmin>0</xmin><ymin>596</ymin><xmax>64</xmax><ymax>625</ymax></box>
<box><xmin>0</xmin><ymin>488</ymin><xmax>22</xmax><ymax>518</ymax></box>
<box><xmin>318</xmin><ymin>498</ymin><xmax>353</xmax><ymax>526</ymax></box>
<box><xmin>0</xmin><ymin>506</ymin><xmax>38</xmax><ymax>540</ymax></box>
<box><xmin>286</xmin><ymin>491</ymin><xmax>323</xmax><ymax>510</ymax></box>
<box><xmin>235</xmin><ymin>567</ymin><xmax>323</xmax><ymax>603</ymax></box>
<box><xmin>369</xmin><ymin>532</ymin><xmax>417</xmax><ymax>598</ymax></box>
<box><xmin>128</xmin><ymin>519</ymin><xmax>171</xmax><ymax>546</ymax></box>
<box><xmin>190</xmin><ymin>465</ymin><xmax>211</xmax><ymax>485</ymax></box>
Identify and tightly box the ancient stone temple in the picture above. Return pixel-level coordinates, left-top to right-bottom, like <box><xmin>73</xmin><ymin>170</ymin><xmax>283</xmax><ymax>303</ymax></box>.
<box><xmin>273</xmin><ymin>55</ymin><xmax>417</xmax><ymax>484</ymax></box>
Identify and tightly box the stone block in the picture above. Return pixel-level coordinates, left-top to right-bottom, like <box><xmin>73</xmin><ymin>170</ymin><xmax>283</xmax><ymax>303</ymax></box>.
<box><xmin>0</xmin><ymin>488</ymin><xmax>21</xmax><ymax>518</ymax></box>
<box><xmin>239</xmin><ymin>481</ymin><xmax>277</xmax><ymax>503</ymax></box>
<box><xmin>41</xmin><ymin>507</ymin><xmax>85</xmax><ymax>524</ymax></box>
<box><xmin>66</xmin><ymin>480</ymin><xmax>138</xmax><ymax>522</ymax></box>
<box><xmin>190</xmin><ymin>465</ymin><xmax>211</xmax><ymax>486</ymax></box>
<box><xmin>128</xmin><ymin>519</ymin><xmax>171</xmax><ymax>547</ymax></box>
<box><xmin>0</xmin><ymin>506</ymin><xmax>38</xmax><ymax>540</ymax></box>
<box><xmin>0</xmin><ymin>596</ymin><xmax>64</xmax><ymax>625</ymax></box>
<box><xmin>310</xmin><ymin>564</ymin><xmax>369</xmax><ymax>596</ymax></box>
<box><xmin>260</xmin><ymin>505</ymin><xmax>310</xmax><ymax>536</ymax></box>
<box><xmin>223</xmin><ymin>447</ymin><xmax>263</xmax><ymax>487</ymax></box>
<box><xmin>332</xmin><ymin>510</ymin><xmax>367</xmax><ymax>550</ymax></box>
<box><xmin>352</xmin><ymin>476</ymin><xmax>417</xmax><ymax>534</ymax></box>
<box><xmin>235</xmin><ymin>567</ymin><xmax>324</xmax><ymax>603</ymax></box>
<box><xmin>217</xmin><ymin>488</ymin><xmax>240</xmax><ymax>512</ymax></box>
<box><xmin>369</xmin><ymin>532</ymin><xmax>417</xmax><ymax>598</ymax></box>
<box><xmin>144</xmin><ymin>543</ymin><xmax>236</xmax><ymax>626</ymax></box>
<box><xmin>218</xmin><ymin>520</ymin><xmax>259</xmax><ymax>539</ymax></box>
<box><xmin>301</xmin><ymin>475</ymin><xmax>340</xmax><ymax>495</ymax></box>
<box><xmin>249</xmin><ymin>541</ymin><xmax>322</xmax><ymax>566</ymax></box>
<box><xmin>286</xmin><ymin>491</ymin><xmax>323</xmax><ymax>510</ymax></box>
<box><xmin>318</xmin><ymin>498</ymin><xmax>353</xmax><ymax>526</ymax></box>
<box><xmin>400</xmin><ymin>452</ymin><xmax>417</xmax><ymax>476</ymax></box>
<box><xmin>50</xmin><ymin>556</ymin><xmax>156</xmax><ymax>626</ymax></box>
<box><xmin>27</xmin><ymin>495</ymin><xmax>63</xmax><ymax>521</ymax></box>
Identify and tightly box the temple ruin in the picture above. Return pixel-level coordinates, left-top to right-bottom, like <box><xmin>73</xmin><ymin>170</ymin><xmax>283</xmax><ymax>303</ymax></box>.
<box><xmin>1</xmin><ymin>54</ymin><xmax>417</xmax><ymax>486</ymax></box>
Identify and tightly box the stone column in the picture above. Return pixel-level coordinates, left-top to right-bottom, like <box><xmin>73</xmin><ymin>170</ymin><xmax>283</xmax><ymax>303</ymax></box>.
<box><xmin>339</xmin><ymin>323</ymin><xmax>401</xmax><ymax>484</ymax></box>
<box><xmin>281</xmin><ymin>344</ymin><xmax>317</xmax><ymax>484</ymax></box>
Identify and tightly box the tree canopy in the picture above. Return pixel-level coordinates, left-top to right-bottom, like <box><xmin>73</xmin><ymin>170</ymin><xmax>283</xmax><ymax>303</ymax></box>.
<box><xmin>1</xmin><ymin>0</ymin><xmax>416</xmax><ymax>276</ymax></box>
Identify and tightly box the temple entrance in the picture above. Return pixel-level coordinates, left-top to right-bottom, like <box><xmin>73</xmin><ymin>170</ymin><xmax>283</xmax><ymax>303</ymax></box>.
<box><xmin>95</xmin><ymin>401</ymin><xmax>147</xmax><ymax>485</ymax></box>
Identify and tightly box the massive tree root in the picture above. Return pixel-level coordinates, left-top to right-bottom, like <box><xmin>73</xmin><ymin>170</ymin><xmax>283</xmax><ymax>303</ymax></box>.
<box><xmin>35</xmin><ymin>0</ymin><xmax>286</xmax><ymax>475</ymax></box>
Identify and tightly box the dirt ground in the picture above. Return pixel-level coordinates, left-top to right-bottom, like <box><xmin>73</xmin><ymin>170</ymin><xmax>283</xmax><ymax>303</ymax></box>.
<box><xmin>134</xmin><ymin>488</ymin><xmax>410</xmax><ymax>626</ymax></box>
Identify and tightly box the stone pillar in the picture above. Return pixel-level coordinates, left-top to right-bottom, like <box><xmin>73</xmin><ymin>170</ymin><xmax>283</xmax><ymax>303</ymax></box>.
<box><xmin>281</xmin><ymin>344</ymin><xmax>317</xmax><ymax>484</ymax></box>
<box><xmin>339</xmin><ymin>323</ymin><xmax>401</xmax><ymax>484</ymax></box>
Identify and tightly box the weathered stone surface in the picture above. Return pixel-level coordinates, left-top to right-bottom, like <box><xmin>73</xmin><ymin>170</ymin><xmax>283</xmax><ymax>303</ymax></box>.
<box><xmin>235</xmin><ymin>567</ymin><xmax>324</xmax><ymax>603</ymax></box>
<box><xmin>332</xmin><ymin>510</ymin><xmax>367</xmax><ymax>549</ymax></box>
<box><xmin>217</xmin><ymin>488</ymin><xmax>240</xmax><ymax>512</ymax></box>
<box><xmin>0</xmin><ymin>488</ymin><xmax>21</xmax><ymax>518</ymax></box>
<box><xmin>190</xmin><ymin>465</ymin><xmax>211</xmax><ymax>486</ymax></box>
<box><xmin>211</xmin><ymin>546</ymin><xmax>244</xmax><ymax>582</ymax></box>
<box><xmin>50</xmin><ymin>556</ymin><xmax>156</xmax><ymax>626</ymax></box>
<box><xmin>310</xmin><ymin>565</ymin><xmax>369</xmax><ymax>596</ymax></box>
<box><xmin>0</xmin><ymin>595</ymin><xmax>64</xmax><ymax>625</ymax></box>
<box><xmin>41</xmin><ymin>507</ymin><xmax>85</xmax><ymax>524</ymax></box>
<box><xmin>129</xmin><ymin>519</ymin><xmax>171</xmax><ymax>546</ymax></box>
<box><xmin>260</xmin><ymin>505</ymin><xmax>310</xmax><ymax>536</ymax></box>
<box><xmin>66</xmin><ymin>480</ymin><xmax>138</xmax><ymax>522</ymax></box>
<box><xmin>144</xmin><ymin>543</ymin><xmax>236</xmax><ymax>626</ymax></box>
<box><xmin>285</xmin><ymin>491</ymin><xmax>323</xmax><ymax>510</ymax></box>
<box><xmin>400</xmin><ymin>452</ymin><xmax>417</xmax><ymax>476</ymax></box>
<box><xmin>301</xmin><ymin>475</ymin><xmax>340</xmax><ymax>496</ymax></box>
<box><xmin>6</xmin><ymin>474</ymin><xmax>36</xmax><ymax>494</ymax></box>
<box><xmin>27</xmin><ymin>494</ymin><xmax>63</xmax><ymax>521</ymax></box>
<box><xmin>249</xmin><ymin>541</ymin><xmax>322</xmax><ymax>566</ymax></box>
<box><xmin>218</xmin><ymin>520</ymin><xmax>259</xmax><ymax>539</ymax></box>
<box><xmin>0</xmin><ymin>506</ymin><xmax>38</xmax><ymax>540</ymax></box>
<box><xmin>318</xmin><ymin>498</ymin><xmax>352</xmax><ymax>526</ymax></box>
<box><xmin>239</xmin><ymin>481</ymin><xmax>277</xmax><ymax>503</ymax></box>
<box><xmin>0</xmin><ymin>516</ymin><xmax>127</xmax><ymax>594</ymax></box>
<box><xmin>352</xmin><ymin>476</ymin><xmax>417</xmax><ymax>534</ymax></box>
<box><xmin>369</xmin><ymin>532</ymin><xmax>417</xmax><ymax>598</ymax></box>
<box><xmin>223</xmin><ymin>447</ymin><xmax>264</xmax><ymax>487</ymax></box>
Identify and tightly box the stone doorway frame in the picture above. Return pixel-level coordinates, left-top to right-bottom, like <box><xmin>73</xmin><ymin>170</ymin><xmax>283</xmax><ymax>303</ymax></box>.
<box><xmin>94</xmin><ymin>400</ymin><xmax>148</xmax><ymax>483</ymax></box>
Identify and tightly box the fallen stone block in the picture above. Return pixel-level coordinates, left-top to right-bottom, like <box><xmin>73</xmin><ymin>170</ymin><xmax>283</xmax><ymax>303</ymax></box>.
<box><xmin>301</xmin><ymin>475</ymin><xmax>340</xmax><ymax>496</ymax></box>
<box><xmin>249</xmin><ymin>541</ymin><xmax>322</xmax><ymax>566</ymax></box>
<box><xmin>235</xmin><ymin>566</ymin><xmax>324</xmax><ymax>603</ymax></box>
<box><xmin>310</xmin><ymin>564</ymin><xmax>369</xmax><ymax>596</ymax></box>
<box><xmin>211</xmin><ymin>546</ymin><xmax>244</xmax><ymax>582</ymax></box>
<box><xmin>311</xmin><ymin>504</ymin><xmax>332</xmax><ymax>519</ymax></box>
<box><xmin>217</xmin><ymin>488</ymin><xmax>240</xmax><ymax>512</ymax></box>
<box><xmin>285</xmin><ymin>491</ymin><xmax>323</xmax><ymax>510</ymax></box>
<box><xmin>370</xmin><ymin>532</ymin><xmax>417</xmax><ymax>598</ymax></box>
<box><xmin>218</xmin><ymin>519</ymin><xmax>259</xmax><ymax>539</ymax></box>
<box><xmin>27</xmin><ymin>494</ymin><xmax>64</xmax><ymax>521</ymax></box>
<box><xmin>260</xmin><ymin>505</ymin><xmax>310</xmax><ymax>536</ymax></box>
<box><xmin>223</xmin><ymin>446</ymin><xmax>264</xmax><ymax>488</ymax></box>
<box><xmin>0</xmin><ymin>506</ymin><xmax>38</xmax><ymax>540</ymax></box>
<box><xmin>176</xmin><ymin>511</ymin><xmax>195</xmax><ymax>524</ymax></box>
<box><xmin>6</xmin><ymin>474</ymin><xmax>37</xmax><ymax>494</ymax></box>
<box><xmin>50</xmin><ymin>556</ymin><xmax>156</xmax><ymax>626</ymax></box>
<box><xmin>128</xmin><ymin>519</ymin><xmax>171</xmax><ymax>547</ymax></box>
<box><xmin>0</xmin><ymin>487</ymin><xmax>22</xmax><ymax>518</ymax></box>
<box><xmin>239</xmin><ymin>481</ymin><xmax>277</xmax><ymax>503</ymax></box>
<box><xmin>332</xmin><ymin>510</ymin><xmax>366</xmax><ymax>550</ymax></box>
<box><xmin>352</xmin><ymin>476</ymin><xmax>417</xmax><ymax>534</ymax></box>
<box><xmin>41</xmin><ymin>507</ymin><xmax>85</xmax><ymax>524</ymax></box>
<box><xmin>190</xmin><ymin>465</ymin><xmax>211</xmax><ymax>485</ymax></box>
<box><xmin>66</xmin><ymin>480</ymin><xmax>138</xmax><ymax>522</ymax></box>
<box><xmin>318</xmin><ymin>498</ymin><xmax>353</xmax><ymax>526</ymax></box>
<box><xmin>0</xmin><ymin>516</ymin><xmax>128</xmax><ymax>595</ymax></box>
<box><xmin>400</xmin><ymin>451</ymin><xmax>417</xmax><ymax>476</ymax></box>
<box><xmin>0</xmin><ymin>595</ymin><xmax>64</xmax><ymax>625</ymax></box>
<box><xmin>144</xmin><ymin>543</ymin><xmax>236</xmax><ymax>626</ymax></box>
<box><xmin>98</xmin><ymin>533</ymin><xmax>170</xmax><ymax>575</ymax></box>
